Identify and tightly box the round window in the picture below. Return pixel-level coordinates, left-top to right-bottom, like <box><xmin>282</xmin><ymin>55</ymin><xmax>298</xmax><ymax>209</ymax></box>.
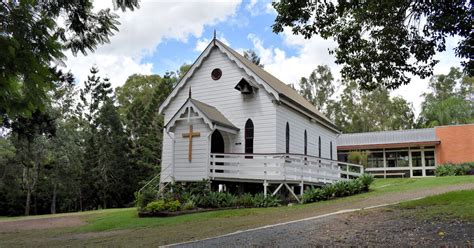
<box><xmin>211</xmin><ymin>68</ymin><xmax>222</xmax><ymax>80</ymax></box>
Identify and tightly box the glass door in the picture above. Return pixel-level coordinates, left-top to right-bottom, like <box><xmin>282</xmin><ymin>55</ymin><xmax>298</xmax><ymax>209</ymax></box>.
<box><xmin>411</xmin><ymin>151</ymin><xmax>423</xmax><ymax>176</ymax></box>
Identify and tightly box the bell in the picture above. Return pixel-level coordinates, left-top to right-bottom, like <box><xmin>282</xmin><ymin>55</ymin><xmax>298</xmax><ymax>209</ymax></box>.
<box><xmin>241</xmin><ymin>83</ymin><xmax>253</xmax><ymax>94</ymax></box>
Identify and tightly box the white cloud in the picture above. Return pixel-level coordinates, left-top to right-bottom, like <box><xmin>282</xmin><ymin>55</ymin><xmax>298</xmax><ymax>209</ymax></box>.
<box><xmin>247</xmin><ymin>30</ymin><xmax>340</xmax><ymax>87</ymax></box>
<box><xmin>65</xmin><ymin>52</ymin><xmax>154</xmax><ymax>88</ymax></box>
<box><xmin>63</xmin><ymin>0</ymin><xmax>241</xmax><ymax>88</ymax></box>
<box><xmin>248</xmin><ymin>30</ymin><xmax>463</xmax><ymax>116</ymax></box>
<box><xmin>194</xmin><ymin>35</ymin><xmax>230</xmax><ymax>52</ymax></box>
<box><xmin>245</xmin><ymin>0</ymin><xmax>274</xmax><ymax>16</ymax></box>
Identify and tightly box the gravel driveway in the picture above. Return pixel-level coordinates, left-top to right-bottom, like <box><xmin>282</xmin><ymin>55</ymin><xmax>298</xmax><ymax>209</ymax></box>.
<box><xmin>171</xmin><ymin>183</ymin><xmax>474</xmax><ymax>247</ymax></box>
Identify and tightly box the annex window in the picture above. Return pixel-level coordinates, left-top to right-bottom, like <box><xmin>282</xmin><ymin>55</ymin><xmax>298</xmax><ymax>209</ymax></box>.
<box><xmin>330</xmin><ymin>141</ymin><xmax>333</xmax><ymax>160</ymax></box>
<box><xmin>286</xmin><ymin>122</ymin><xmax>290</xmax><ymax>153</ymax></box>
<box><xmin>244</xmin><ymin>119</ymin><xmax>254</xmax><ymax>154</ymax></box>
<box><xmin>304</xmin><ymin>130</ymin><xmax>307</xmax><ymax>155</ymax></box>
<box><xmin>318</xmin><ymin>136</ymin><xmax>321</xmax><ymax>157</ymax></box>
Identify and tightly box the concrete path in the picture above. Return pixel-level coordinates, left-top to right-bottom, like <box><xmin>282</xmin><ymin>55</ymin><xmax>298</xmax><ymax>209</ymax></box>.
<box><xmin>169</xmin><ymin>183</ymin><xmax>474</xmax><ymax>247</ymax></box>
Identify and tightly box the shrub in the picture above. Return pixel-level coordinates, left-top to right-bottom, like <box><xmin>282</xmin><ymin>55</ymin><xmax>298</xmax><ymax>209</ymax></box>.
<box><xmin>333</xmin><ymin>181</ymin><xmax>349</xmax><ymax>197</ymax></box>
<box><xmin>236</xmin><ymin>193</ymin><xmax>254</xmax><ymax>207</ymax></box>
<box><xmin>358</xmin><ymin>173</ymin><xmax>374</xmax><ymax>191</ymax></box>
<box><xmin>136</xmin><ymin>188</ymin><xmax>158</xmax><ymax>210</ymax></box>
<box><xmin>219</xmin><ymin>192</ymin><xmax>237</xmax><ymax>208</ymax></box>
<box><xmin>182</xmin><ymin>200</ymin><xmax>196</xmax><ymax>210</ymax></box>
<box><xmin>165</xmin><ymin>200</ymin><xmax>181</xmax><ymax>212</ymax></box>
<box><xmin>302</xmin><ymin>175</ymin><xmax>373</xmax><ymax>204</ymax></box>
<box><xmin>321</xmin><ymin>184</ymin><xmax>335</xmax><ymax>200</ymax></box>
<box><xmin>302</xmin><ymin>188</ymin><xmax>324</xmax><ymax>203</ymax></box>
<box><xmin>435</xmin><ymin>163</ymin><xmax>472</xmax><ymax>176</ymax></box>
<box><xmin>145</xmin><ymin>200</ymin><xmax>166</xmax><ymax>212</ymax></box>
<box><xmin>144</xmin><ymin>199</ymin><xmax>181</xmax><ymax>212</ymax></box>
<box><xmin>252</xmin><ymin>193</ymin><xmax>280</xmax><ymax>207</ymax></box>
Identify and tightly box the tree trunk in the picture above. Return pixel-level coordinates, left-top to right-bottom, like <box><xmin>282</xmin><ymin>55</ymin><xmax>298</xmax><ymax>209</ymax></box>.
<box><xmin>103</xmin><ymin>191</ymin><xmax>107</xmax><ymax>209</ymax></box>
<box><xmin>51</xmin><ymin>183</ymin><xmax>57</xmax><ymax>214</ymax></box>
<box><xmin>25</xmin><ymin>189</ymin><xmax>31</xmax><ymax>216</ymax></box>
<box><xmin>79</xmin><ymin>190</ymin><xmax>83</xmax><ymax>211</ymax></box>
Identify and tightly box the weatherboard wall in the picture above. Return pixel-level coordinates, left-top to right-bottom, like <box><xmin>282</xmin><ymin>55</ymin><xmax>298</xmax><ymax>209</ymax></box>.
<box><xmin>276</xmin><ymin>104</ymin><xmax>338</xmax><ymax>160</ymax></box>
<box><xmin>160</xmin><ymin>47</ymin><xmax>279</xmax><ymax>181</ymax></box>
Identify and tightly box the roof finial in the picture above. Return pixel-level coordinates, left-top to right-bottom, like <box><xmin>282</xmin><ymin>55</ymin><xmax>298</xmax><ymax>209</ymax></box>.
<box><xmin>213</xmin><ymin>29</ymin><xmax>216</xmax><ymax>46</ymax></box>
<box><xmin>189</xmin><ymin>87</ymin><xmax>192</xmax><ymax>98</ymax></box>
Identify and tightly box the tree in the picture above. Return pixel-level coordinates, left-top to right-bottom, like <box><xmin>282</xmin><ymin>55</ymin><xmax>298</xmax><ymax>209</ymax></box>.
<box><xmin>116</xmin><ymin>73</ymin><xmax>174</xmax><ymax>189</ymax></box>
<box><xmin>272</xmin><ymin>1</ymin><xmax>473</xmax><ymax>90</ymax></box>
<box><xmin>244</xmin><ymin>50</ymin><xmax>264</xmax><ymax>68</ymax></box>
<box><xmin>325</xmin><ymin>81</ymin><xmax>415</xmax><ymax>133</ymax></box>
<box><xmin>0</xmin><ymin>0</ymin><xmax>138</xmax><ymax>124</ymax></box>
<box><xmin>298</xmin><ymin>65</ymin><xmax>335</xmax><ymax>113</ymax></box>
<box><xmin>418</xmin><ymin>67</ymin><xmax>474</xmax><ymax>127</ymax></box>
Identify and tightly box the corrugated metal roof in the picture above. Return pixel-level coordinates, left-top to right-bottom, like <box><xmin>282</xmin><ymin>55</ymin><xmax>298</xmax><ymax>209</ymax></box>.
<box><xmin>216</xmin><ymin>40</ymin><xmax>338</xmax><ymax>130</ymax></box>
<box><xmin>189</xmin><ymin>98</ymin><xmax>238</xmax><ymax>130</ymax></box>
<box><xmin>338</xmin><ymin>128</ymin><xmax>438</xmax><ymax>147</ymax></box>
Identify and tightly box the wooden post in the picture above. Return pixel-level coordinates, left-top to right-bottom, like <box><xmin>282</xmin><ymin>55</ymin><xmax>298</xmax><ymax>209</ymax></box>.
<box><xmin>263</xmin><ymin>180</ymin><xmax>268</xmax><ymax>197</ymax></box>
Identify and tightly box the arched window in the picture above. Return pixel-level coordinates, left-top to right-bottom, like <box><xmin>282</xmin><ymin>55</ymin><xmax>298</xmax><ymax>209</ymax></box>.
<box><xmin>304</xmin><ymin>130</ymin><xmax>307</xmax><ymax>155</ymax></box>
<box><xmin>286</xmin><ymin>122</ymin><xmax>290</xmax><ymax>153</ymax></box>
<box><xmin>318</xmin><ymin>136</ymin><xmax>321</xmax><ymax>157</ymax></box>
<box><xmin>330</xmin><ymin>141</ymin><xmax>333</xmax><ymax>160</ymax></box>
<box><xmin>244</xmin><ymin>119</ymin><xmax>254</xmax><ymax>154</ymax></box>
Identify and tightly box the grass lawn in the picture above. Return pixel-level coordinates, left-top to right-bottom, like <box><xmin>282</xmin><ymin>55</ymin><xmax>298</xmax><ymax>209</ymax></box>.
<box><xmin>399</xmin><ymin>189</ymin><xmax>474</xmax><ymax>221</ymax></box>
<box><xmin>0</xmin><ymin>176</ymin><xmax>473</xmax><ymax>246</ymax></box>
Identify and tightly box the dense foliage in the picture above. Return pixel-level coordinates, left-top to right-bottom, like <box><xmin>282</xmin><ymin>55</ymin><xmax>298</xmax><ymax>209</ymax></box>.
<box><xmin>0</xmin><ymin>67</ymin><xmax>180</xmax><ymax>216</ymax></box>
<box><xmin>272</xmin><ymin>1</ymin><xmax>473</xmax><ymax>90</ymax></box>
<box><xmin>0</xmin><ymin>0</ymin><xmax>138</xmax><ymax>124</ymax></box>
<box><xmin>295</xmin><ymin>64</ymin><xmax>473</xmax><ymax>133</ymax></box>
<box><xmin>435</xmin><ymin>162</ymin><xmax>474</xmax><ymax>177</ymax></box>
<box><xmin>302</xmin><ymin>174</ymin><xmax>374</xmax><ymax>204</ymax></box>
<box><xmin>418</xmin><ymin>68</ymin><xmax>474</xmax><ymax>127</ymax></box>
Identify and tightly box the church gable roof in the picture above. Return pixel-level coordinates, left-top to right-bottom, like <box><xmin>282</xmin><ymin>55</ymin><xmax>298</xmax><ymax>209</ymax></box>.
<box><xmin>189</xmin><ymin>98</ymin><xmax>237</xmax><ymax>130</ymax></box>
<box><xmin>165</xmin><ymin>97</ymin><xmax>238</xmax><ymax>132</ymax></box>
<box><xmin>215</xmin><ymin>40</ymin><xmax>334</xmax><ymax>126</ymax></box>
<box><xmin>159</xmin><ymin>38</ymin><xmax>338</xmax><ymax>131</ymax></box>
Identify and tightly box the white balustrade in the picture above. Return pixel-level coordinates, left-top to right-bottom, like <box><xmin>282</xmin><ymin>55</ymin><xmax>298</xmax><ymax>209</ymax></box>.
<box><xmin>209</xmin><ymin>153</ymin><xmax>363</xmax><ymax>184</ymax></box>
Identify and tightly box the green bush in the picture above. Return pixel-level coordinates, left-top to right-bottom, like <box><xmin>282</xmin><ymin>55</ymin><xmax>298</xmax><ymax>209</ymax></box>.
<box><xmin>358</xmin><ymin>173</ymin><xmax>374</xmax><ymax>191</ymax></box>
<box><xmin>333</xmin><ymin>181</ymin><xmax>349</xmax><ymax>197</ymax></box>
<box><xmin>302</xmin><ymin>188</ymin><xmax>324</xmax><ymax>203</ymax></box>
<box><xmin>302</xmin><ymin>175</ymin><xmax>374</xmax><ymax>204</ymax></box>
<box><xmin>193</xmin><ymin>192</ymin><xmax>237</xmax><ymax>208</ymax></box>
<box><xmin>182</xmin><ymin>200</ymin><xmax>196</xmax><ymax>210</ymax></box>
<box><xmin>144</xmin><ymin>199</ymin><xmax>181</xmax><ymax>212</ymax></box>
<box><xmin>252</xmin><ymin>193</ymin><xmax>281</xmax><ymax>207</ymax></box>
<box><xmin>165</xmin><ymin>200</ymin><xmax>181</xmax><ymax>212</ymax></box>
<box><xmin>145</xmin><ymin>200</ymin><xmax>166</xmax><ymax>212</ymax></box>
<box><xmin>435</xmin><ymin>163</ymin><xmax>474</xmax><ymax>176</ymax></box>
<box><xmin>236</xmin><ymin>193</ymin><xmax>254</xmax><ymax>207</ymax></box>
<box><xmin>135</xmin><ymin>187</ymin><xmax>158</xmax><ymax>210</ymax></box>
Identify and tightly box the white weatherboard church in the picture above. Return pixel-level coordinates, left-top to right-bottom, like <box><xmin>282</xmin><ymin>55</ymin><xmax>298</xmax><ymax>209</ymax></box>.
<box><xmin>158</xmin><ymin>38</ymin><xmax>362</xmax><ymax>200</ymax></box>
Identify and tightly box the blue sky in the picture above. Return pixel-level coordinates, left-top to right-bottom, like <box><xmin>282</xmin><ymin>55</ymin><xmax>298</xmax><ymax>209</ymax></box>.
<box><xmin>65</xmin><ymin>0</ymin><xmax>463</xmax><ymax>116</ymax></box>
<box><xmin>142</xmin><ymin>1</ymin><xmax>294</xmax><ymax>75</ymax></box>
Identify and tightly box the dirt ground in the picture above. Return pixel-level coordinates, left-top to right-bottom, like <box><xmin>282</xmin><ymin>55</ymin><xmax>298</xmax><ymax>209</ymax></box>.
<box><xmin>0</xmin><ymin>216</ymin><xmax>85</xmax><ymax>232</ymax></box>
<box><xmin>175</xmin><ymin>207</ymin><xmax>474</xmax><ymax>247</ymax></box>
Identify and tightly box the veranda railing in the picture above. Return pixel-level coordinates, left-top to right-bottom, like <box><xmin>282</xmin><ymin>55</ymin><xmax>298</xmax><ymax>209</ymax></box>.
<box><xmin>209</xmin><ymin>153</ymin><xmax>363</xmax><ymax>184</ymax></box>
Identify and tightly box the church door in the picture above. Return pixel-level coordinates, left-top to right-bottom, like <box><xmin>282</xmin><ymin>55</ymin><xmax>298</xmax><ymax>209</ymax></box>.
<box><xmin>211</xmin><ymin>130</ymin><xmax>225</xmax><ymax>173</ymax></box>
<box><xmin>211</xmin><ymin>130</ymin><xmax>225</xmax><ymax>154</ymax></box>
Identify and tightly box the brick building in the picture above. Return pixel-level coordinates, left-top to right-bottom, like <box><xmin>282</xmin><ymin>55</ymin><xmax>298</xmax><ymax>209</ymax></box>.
<box><xmin>337</xmin><ymin>124</ymin><xmax>474</xmax><ymax>177</ymax></box>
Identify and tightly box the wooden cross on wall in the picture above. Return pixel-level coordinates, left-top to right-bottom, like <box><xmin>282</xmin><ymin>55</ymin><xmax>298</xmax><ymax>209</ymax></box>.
<box><xmin>182</xmin><ymin>125</ymin><xmax>200</xmax><ymax>162</ymax></box>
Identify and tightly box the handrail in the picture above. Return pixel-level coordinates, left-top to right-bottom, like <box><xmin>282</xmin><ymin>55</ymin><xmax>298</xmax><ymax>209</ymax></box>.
<box><xmin>138</xmin><ymin>163</ymin><xmax>173</xmax><ymax>194</ymax></box>
<box><xmin>209</xmin><ymin>152</ymin><xmax>364</xmax><ymax>183</ymax></box>
<box><xmin>210</xmin><ymin>152</ymin><xmax>363</xmax><ymax>169</ymax></box>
